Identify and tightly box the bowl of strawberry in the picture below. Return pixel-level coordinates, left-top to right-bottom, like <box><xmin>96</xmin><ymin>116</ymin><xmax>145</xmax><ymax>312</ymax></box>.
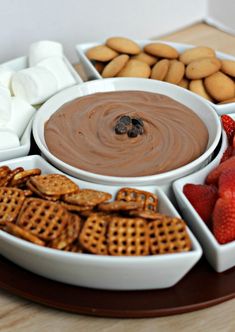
<box><xmin>173</xmin><ymin>114</ymin><xmax>235</xmax><ymax>272</ymax></box>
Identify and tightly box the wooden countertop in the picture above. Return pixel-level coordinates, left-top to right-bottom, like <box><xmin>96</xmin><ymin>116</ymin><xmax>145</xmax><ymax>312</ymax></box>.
<box><xmin>1</xmin><ymin>23</ymin><xmax>235</xmax><ymax>332</ymax></box>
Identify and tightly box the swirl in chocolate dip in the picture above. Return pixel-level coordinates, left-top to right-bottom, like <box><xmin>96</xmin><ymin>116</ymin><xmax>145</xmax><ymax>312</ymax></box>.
<box><xmin>44</xmin><ymin>91</ymin><xmax>209</xmax><ymax>177</ymax></box>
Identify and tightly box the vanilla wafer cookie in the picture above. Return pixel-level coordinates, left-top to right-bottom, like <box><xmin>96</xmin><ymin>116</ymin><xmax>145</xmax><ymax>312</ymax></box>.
<box><xmin>0</xmin><ymin>187</ymin><xmax>26</xmax><ymax>225</ymax></box>
<box><xmin>116</xmin><ymin>188</ymin><xmax>158</xmax><ymax>211</ymax></box>
<box><xmin>79</xmin><ymin>213</ymin><xmax>110</xmax><ymax>255</ymax></box>
<box><xmin>108</xmin><ymin>216</ymin><xmax>149</xmax><ymax>256</ymax></box>
<box><xmin>17</xmin><ymin>198</ymin><xmax>69</xmax><ymax>240</ymax></box>
<box><xmin>4</xmin><ymin>222</ymin><xmax>45</xmax><ymax>246</ymax></box>
<box><xmin>30</xmin><ymin>174</ymin><xmax>78</xmax><ymax>196</ymax></box>
<box><xmin>148</xmin><ymin>216</ymin><xmax>191</xmax><ymax>254</ymax></box>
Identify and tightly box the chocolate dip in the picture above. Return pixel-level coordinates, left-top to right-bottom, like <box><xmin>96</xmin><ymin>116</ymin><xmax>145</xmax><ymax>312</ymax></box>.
<box><xmin>44</xmin><ymin>91</ymin><xmax>209</xmax><ymax>177</ymax></box>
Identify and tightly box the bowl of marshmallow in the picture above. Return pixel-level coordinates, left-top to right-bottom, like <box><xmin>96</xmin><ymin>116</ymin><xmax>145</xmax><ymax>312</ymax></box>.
<box><xmin>0</xmin><ymin>40</ymin><xmax>82</xmax><ymax>161</ymax></box>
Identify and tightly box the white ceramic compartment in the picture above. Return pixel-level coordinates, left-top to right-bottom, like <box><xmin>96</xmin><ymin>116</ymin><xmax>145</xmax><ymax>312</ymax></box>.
<box><xmin>0</xmin><ymin>155</ymin><xmax>202</xmax><ymax>290</ymax></box>
<box><xmin>0</xmin><ymin>55</ymin><xmax>83</xmax><ymax>162</ymax></box>
<box><xmin>173</xmin><ymin>114</ymin><xmax>235</xmax><ymax>272</ymax></box>
<box><xmin>76</xmin><ymin>40</ymin><xmax>235</xmax><ymax>115</ymax></box>
<box><xmin>33</xmin><ymin>77</ymin><xmax>221</xmax><ymax>198</ymax></box>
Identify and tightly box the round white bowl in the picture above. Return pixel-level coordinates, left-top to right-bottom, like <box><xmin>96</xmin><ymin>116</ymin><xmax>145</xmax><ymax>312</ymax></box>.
<box><xmin>33</xmin><ymin>78</ymin><xmax>221</xmax><ymax>194</ymax></box>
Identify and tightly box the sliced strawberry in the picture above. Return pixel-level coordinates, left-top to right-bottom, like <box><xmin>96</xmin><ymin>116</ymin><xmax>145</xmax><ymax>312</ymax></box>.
<box><xmin>220</xmin><ymin>145</ymin><xmax>234</xmax><ymax>163</ymax></box>
<box><xmin>206</xmin><ymin>156</ymin><xmax>235</xmax><ymax>185</ymax></box>
<box><xmin>213</xmin><ymin>197</ymin><xmax>235</xmax><ymax>244</ymax></box>
<box><xmin>218</xmin><ymin>168</ymin><xmax>235</xmax><ymax>199</ymax></box>
<box><xmin>183</xmin><ymin>183</ymin><xmax>218</xmax><ymax>223</ymax></box>
<box><xmin>233</xmin><ymin>134</ymin><xmax>235</xmax><ymax>148</ymax></box>
<box><xmin>221</xmin><ymin>115</ymin><xmax>235</xmax><ymax>144</ymax></box>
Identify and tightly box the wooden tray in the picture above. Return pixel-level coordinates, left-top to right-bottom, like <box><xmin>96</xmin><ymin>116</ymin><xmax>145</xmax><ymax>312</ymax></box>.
<box><xmin>1</xmin><ymin>254</ymin><xmax>235</xmax><ymax>318</ymax></box>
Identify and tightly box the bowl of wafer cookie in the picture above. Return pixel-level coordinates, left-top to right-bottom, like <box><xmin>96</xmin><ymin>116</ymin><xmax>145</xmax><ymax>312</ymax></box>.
<box><xmin>76</xmin><ymin>37</ymin><xmax>235</xmax><ymax>115</ymax></box>
<box><xmin>0</xmin><ymin>155</ymin><xmax>202</xmax><ymax>290</ymax></box>
<box><xmin>33</xmin><ymin>77</ymin><xmax>221</xmax><ymax>196</ymax></box>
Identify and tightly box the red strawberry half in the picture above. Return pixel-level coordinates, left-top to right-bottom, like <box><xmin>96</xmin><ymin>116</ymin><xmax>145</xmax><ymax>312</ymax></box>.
<box><xmin>183</xmin><ymin>183</ymin><xmax>218</xmax><ymax>223</ymax></box>
<box><xmin>218</xmin><ymin>168</ymin><xmax>235</xmax><ymax>199</ymax></box>
<box><xmin>221</xmin><ymin>115</ymin><xmax>235</xmax><ymax>144</ymax></box>
<box><xmin>213</xmin><ymin>197</ymin><xmax>235</xmax><ymax>244</ymax></box>
<box><xmin>206</xmin><ymin>156</ymin><xmax>235</xmax><ymax>185</ymax></box>
<box><xmin>220</xmin><ymin>146</ymin><xmax>234</xmax><ymax>163</ymax></box>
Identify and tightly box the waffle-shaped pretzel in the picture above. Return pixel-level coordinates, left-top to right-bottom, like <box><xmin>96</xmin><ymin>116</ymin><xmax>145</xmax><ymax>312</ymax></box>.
<box><xmin>0</xmin><ymin>166</ymin><xmax>11</xmax><ymax>186</ymax></box>
<box><xmin>63</xmin><ymin>240</ymin><xmax>84</xmax><ymax>253</ymax></box>
<box><xmin>98</xmin><ymin>200</ymin><xmax>142</xmax><ymax>212</ymax></box>
<box><xmin>49</xmin><ymin>214</ymin><xmax>81</xmax><ymax>250</ymax></box>
<box><xmin>27</xmin><ymin>180</ymin><xmax>60</xmax><ymax>201</ymax></box>
<box><xmin>79</xmin><ymin>213</ymin><xmax>110</xmax><ymax>254</ymax></box>
<box><xmin>17</xmin><ymin>198</ymin><xmax>69</xmax><ymax>241</ymax></box>
<box><xmin>0</xmin><ymin>187</ymin><xmax>26</xmax><ymax>225</ymax></box>
<box><xmin>4</xmin><ymin>222</ymin><xmax>45</xmax><ymax>246</ymax></box>
<box><xmin>0</xmin><ymin>167</ymin><xmax>24</xmax><ymax>187</ymax></box>
<box><xmin>116</xmin><ymin>188</ymin><xmax>158</xmax><ymax>211</ymax></box>
<box><xmin>30</xmin><ymin>174</ymin><xmax>78</xmax><ymax>196</ymax></box>
<box><xmin>128</xmin><ymin>210</ymin><xmax>162</xmax><ymax>220</ymax></box>
<box><xmin>63</xmin><ymin>189</ymin><xmax>112</xmax><ymax>207</ymax></box>
<box><xmin>108</xmin><ymin>217</ymin><xmax>149</xmax><ymax>256</ymax></box>
<box><xmin>60</xmin><ymin>201</ymin><xmax>92</xmax><ymax>212</ymax></box>
<box><xmin>9</xmin><ymin>168</ymin><xmax>41</xmax><ymax>187</ymax></box>
<box><xmin>148</xmin><ymin>216</ymin><xmax>191</xmax><ymax>254</ymax></box>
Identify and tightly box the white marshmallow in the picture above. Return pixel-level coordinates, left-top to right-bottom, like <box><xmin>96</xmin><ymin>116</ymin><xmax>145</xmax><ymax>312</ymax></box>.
<box><xmin>0</xmin><ymin>85</ymin><xmax>11</xmax><ymax>125</ymax></box>
<box><xmin>37</xmin><ymin>57</ymin><xmax>76</xmax><ymax>90</ymax></box>
<box><xmin>0</xmin><ymin>66</ymin><xmax>15</xmax><ymax>90</ymax></box>
<box><xmin>0</xmin><ymin>128</ymin><xmax>20</xmax><ymax>150</ymax></box>
<box><xmin>29</xmin><ymin>40</ymin><xmax>63</xmax><ymax>66</ymax></box>
<box><xmin>7</xmin><ymin>96</ymin><xmax>36</xmax><ymax>138</ymax></box>
<box><xmin>11</xmin><ymin>67</ymin><xmax>58</xmax><ymax>105</ymax></box>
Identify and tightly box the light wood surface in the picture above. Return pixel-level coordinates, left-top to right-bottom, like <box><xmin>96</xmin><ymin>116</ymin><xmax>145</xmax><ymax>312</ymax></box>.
<box><xmin>2</xmin><ymin>23</ymin><xmax>235</xmax><ymax>332</ymax></box>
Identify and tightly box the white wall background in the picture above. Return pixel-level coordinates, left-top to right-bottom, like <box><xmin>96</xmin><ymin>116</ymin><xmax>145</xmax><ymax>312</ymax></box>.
<box><xmin>206</xmin><ymin>0</ymin><xmax>235</xmax><ymax>35</ymax></box>
<box><xmin>0</xmin><ymin>0</ymin><xmax>206</xmax><ymax>63</ymax></box>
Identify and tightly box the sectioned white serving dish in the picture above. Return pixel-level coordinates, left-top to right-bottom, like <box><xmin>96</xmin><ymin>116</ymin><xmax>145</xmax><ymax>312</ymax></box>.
<box><xmin>33</xmin><ymin>77</ymin><xmax>221</xmax><ymax>198</ymax></box>
<box><xmin>173</xmin><ymin>114</ymin><xmax>235</xmax><ymax>272</ymax></box>
<box><xmin>0</xmin><ymin>155</ymin><xmax>202</xmax><ymax>290</ymax></box>
<box><xmin>76</xmin><ymin>40</ymin><xmax>235</xmax><ymax>116</ymax></box>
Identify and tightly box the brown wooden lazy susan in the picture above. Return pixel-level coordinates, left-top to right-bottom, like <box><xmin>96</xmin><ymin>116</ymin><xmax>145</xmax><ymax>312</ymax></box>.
<box><xmin>1</xmin><ymin>254</ymin><xmax>235</xmax><ymax>318</ymax></box>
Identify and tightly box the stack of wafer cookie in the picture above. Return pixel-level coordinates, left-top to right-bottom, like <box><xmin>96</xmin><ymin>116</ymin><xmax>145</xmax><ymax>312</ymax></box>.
<box><xmin>86</xmin><ymin>37</ymin><xmax>235</xmax><ymax>104</ymax></box>
<box><xmin>0</xmin><ymin>165</ymin><xmax>191</xmax><ymax>256</ymax></box>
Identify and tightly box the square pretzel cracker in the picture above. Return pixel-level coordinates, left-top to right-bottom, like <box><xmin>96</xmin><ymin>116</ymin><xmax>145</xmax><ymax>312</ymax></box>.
<box><xmin>116</xmin><ymin>188</ymin><xmax>158</xmax><ymax>211</ymax></box>
<box><xmin>27</xmin><ymin>180</ymin><xmax>61</xmax><ymax>201</ymax></box>
<box><xmin>9</xmin><ymin>168</ymin><xmax>41</xmax><ymax>187</ymax></box>
<box><xmin>79</xmin><ymin>213</ymin><xmax>110</xmax><ymax>255</ymax></box>
<box><xmin>63</xmin><ymin>189</ymin><xmax>112</xmax><ymax>207</ymax></box>
<box><xmin>0</xmin><ymin>167</ymin><xmax>24</xmax><ymax>187</ymax></box>
<box><xmin>108</xmin><ymin>216</ymin><xmax>149</xmax><ymax>256</ymax></box>
<box><xmin>148</xmin><ymin>215</ymin><xmax>191</xmax><ymax>254</ymax></box>
<box><xmin>30</xmin><ymin>174</ymin><xmax>79</xmax><ymax>196</ymax></box>
<box><xmin>49</xmin><ymin>214</ymin><xmax>81</xmax><ymax>250</ymax></box>
<box><xmin>0</xmin><ymin>166</ymin><xmax>11</xmax><ymax>186</ymax></box>
<box><xmin>16</xmin><ymin>197</ymin><xmax>69</xmax><ymax>241</ymax></box>
<box><xmin>98</xmin><ymin>200</ymin><xmax>142</xmax><ymax>212</ymax></box>
<box><xmin>0</xmin><ymin>187</ymin><xmax>26</xmax><ymax>225</ymax></box>
<box><xmin>4</xmin><ymin>222</ymin><xmax>45</xmax><ymax>246</ymax></box>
